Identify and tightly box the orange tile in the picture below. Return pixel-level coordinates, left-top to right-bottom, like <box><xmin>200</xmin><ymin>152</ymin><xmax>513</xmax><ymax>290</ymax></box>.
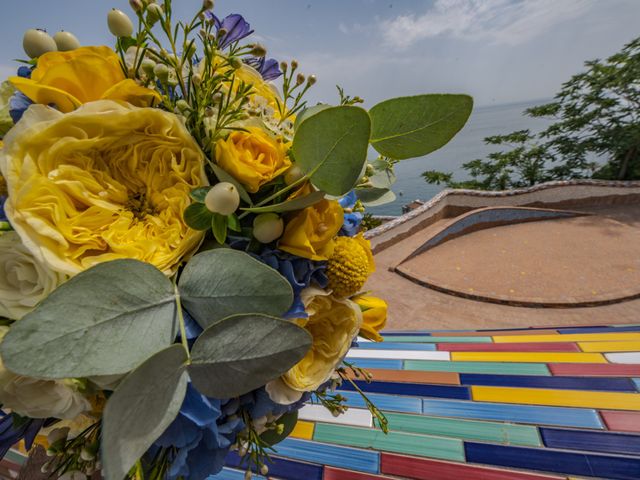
<box><xmin>348</xmin><ymin>368</ymin><xmax>460</xmax><ymax>385</ymax></box>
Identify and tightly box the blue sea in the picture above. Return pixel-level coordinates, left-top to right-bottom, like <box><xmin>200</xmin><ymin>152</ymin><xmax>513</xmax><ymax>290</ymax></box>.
<box><xmin>369</xmin><ymin>99</ymin><xmax>555</xmax><ymax>216</ymax></box>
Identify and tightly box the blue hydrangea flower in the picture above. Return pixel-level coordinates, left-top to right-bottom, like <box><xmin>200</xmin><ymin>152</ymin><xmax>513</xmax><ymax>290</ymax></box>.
<box><xmin>245</xmin><ymin>57</ymin><xmax>282</xmax><ymax>81</ymax></box>
<box><xmin>153</xmin><ymin>384</ymin><xmax>244</xmax><ymax>480</ymax></box>
<box><xmin>244</xmin><ymin>386</ymin><xmax>310</xmax><ymax>420</ymax></box>
<box><xmin>257</xmin><ymin>249</ymin><xmax>328</xmax><ymax>318</ymax></box>
<box><xmin>0</xmin><ymin>196</ymin><xmax>7</xmax><ymax>223</ymax></box>
<box><xmin>207</xmin><ymin>13</ymin><xmax>254</xmax><ymax>50</ymax></box>
<box><xmin>9</xmin><ymin>91</ymin><xmax>32</xmax><ymax>124</ymax></box>
<box><xmin>338</xmin><ymin>191</ymin><xmax>363</xmax><ymax>237</ymax></box>
<box><xmin>0</xmin><ymin>412</ymin><xmax>54</xmax><ymax>459</ymax></box>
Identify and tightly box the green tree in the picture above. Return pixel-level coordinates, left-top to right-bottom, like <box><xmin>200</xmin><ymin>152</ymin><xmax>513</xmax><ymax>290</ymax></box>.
<box><xmin>424</xmin><ymin>36</ymin><xmax>640</xmax><ymax>190</ymax></box>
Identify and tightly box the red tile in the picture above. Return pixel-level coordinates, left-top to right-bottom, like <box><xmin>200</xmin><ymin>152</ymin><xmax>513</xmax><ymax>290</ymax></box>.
<box><xmin>381</xmin><ymin>453</ymin><xmax>564</xmax><ymax>480</ymax></box>
<box><xmin>601</xmin><ymin>410</ymin><xmax>640</xmax><ymax>433</ymax></box>
<box><xmin>437</xmin><ymin>342</ymin><xmax>579</xmax><ymax>352</ymax></box>
<box><xmin>549</xmin><ymin>363</ymin><xmax>640</xmax><ymax>376</ymax></box>
<box><xmin>323</xmin><ymin>467</ymin><xmax>396</xmax><ymax>480</ymax></box>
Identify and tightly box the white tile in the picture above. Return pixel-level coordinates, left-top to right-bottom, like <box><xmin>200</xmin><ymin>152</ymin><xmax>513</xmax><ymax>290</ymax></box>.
<box><xmin>345</xmin><ymin>349</ymin><xmax>450</xmax><ymax>361</ymax></box>
<box><xmin>299</xmin><ymin>404</ymin><xmax>372</xmax><ymax>427</ymax></box>
<box><xmin>605</xmin><ymin>352</ymin><xmax>640</xmax><ymax>364</ymax></box>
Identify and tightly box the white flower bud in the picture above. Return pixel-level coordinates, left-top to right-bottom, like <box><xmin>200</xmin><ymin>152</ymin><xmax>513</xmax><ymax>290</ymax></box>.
<box><xmin>53</xmin><ymin>31</ymin><xmax>80</xmax><ymax>51</ymax></box>
<box><xmin>23</xmin><ymin>29</ymin><xmax>57</xmax><ymax>58</ymax></box>
<box><xmin>244</xmin><ymin>470</ymin><xmax>252</xmax><ymax>480</ymax></box>
<box><xmin>80</xmin><ymin>447</ymin><xmax>95</xmax><ymax>462</ymax></box>
<box><xmin>107</xmin><ymin>9</ymin><xmax>134</xmax><ymax>38</ymax></box>
<box><xmin>253</xmin><ymin>213</ymin><xmax>284</xmax><ymax>244</ymax></box>
<box><xmin>153</xmin><ymin>63</ymin><xmax>169</xmax><ymax>82</ymax></box>
<box><xmin>192</xmin><ymin>73</ymin><xmax>202</xmax><ymax>85</ymax></box>
<box><xmin>129</xmin><ymin>0</ymin><xmax>144</xmax><ymax>12</ymax></box>
<box><xmin>203</xmin><ymin>0</ymin><xmax>214</xmax><ymax>10</ymax></box>
<box><xmin>146</xmin><ymin>3</ymin><xmax>163</xmax><ymax>24</ymax></box>
<box><xmin>260</xmin><ymin>465</ymin><xmax>269</xmax><ymax>475</ymax></box>
<box><xmin>141</xmin><ymin>58</ymin><xmax>156</xmax><ymax>76</ymax></box>
<box><xmin>176</xmin><ymin>100</ymin><xmax>190</xmax><ymax>112</ymax></box>
<box><xmin>47</xmin><ymin>427</ymin><xmax>70</xmax><ymax>445</ymax></box>
<box><xmin>284</xmin><ymin>164</ymin><xmax>304</xmax><ymax>185</ymax></box>
<box><xmin>205</xmin><ymin>182</ymin><xmax>240</xmax><ymax>215</ymax></box>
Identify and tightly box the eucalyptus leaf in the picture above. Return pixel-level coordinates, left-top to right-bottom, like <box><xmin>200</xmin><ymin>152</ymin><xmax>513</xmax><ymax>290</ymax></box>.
<box><xmin>260</xmin><ymin>410</ymin><xmax>299</xmax><ymax>446</ymax></box>
<box><xmin>184</xmin><ymin>203</ymin><xmax>214</xmax><ymax>231</ymax></box>
<box><xmin>241</xmin><ymin>190</ymin><xmax>325</xmax><ymax>214</ymax></box>
<box><xmin>292</xmin><ymin>106</ymin><xmax>371</xmax><ymax>196</ymax></box>
<box><xmin>369</xmin><ymin>169</ymin><xmax>397</xmax><ymax>189</ymax></box>
<box><xmin>356</xmin><ymin>187</ymin><xmax>396</xmax><ymax>206</ymax></box>
<box><xmin>102</xmin><ymin>345</ymin><xmax>188</xmax><ymax>480</ymax></box>
<box><xmin>0</xmin><ymin>260</ymin><xmax>177</xmax><ymax>378</ymax></box>
<box><xmin>178</xmin><ymin>249</ymin><xmax>293</xmax><ymax>329</ymax></box>
<box><xmin>189</xmin><ymin>314</ymin><xmax>311</xmax><ymax>397</ymax></box>
<box><xmin>210</xmin><ymin>163</ymin><xmax>252</xmax><ymax>205</ymax></box>
<box><xmin>369</xmin><ymin>94</ymin><xmax>473</xmax><ymax>160</ymax></box>
<box><xmin>211</xmin><ymin>213</ymin><xmax>227</xmax><ymax>244</ymax></box>
<box><xmin>294</xmin><ymin>103</ymin><xmax>331</xmax><ymax>131</ymax></box>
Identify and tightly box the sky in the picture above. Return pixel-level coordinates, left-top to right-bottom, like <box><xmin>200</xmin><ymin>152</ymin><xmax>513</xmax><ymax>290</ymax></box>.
<box><xmin>0</xmin><ymin>0</ymin><xmax>638</xmax><ymax>108</ymax></box>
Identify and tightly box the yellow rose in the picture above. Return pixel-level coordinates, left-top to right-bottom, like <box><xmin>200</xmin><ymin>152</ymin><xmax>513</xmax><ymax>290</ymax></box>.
<box><xmin>215</xmin><ymin>127</ymin><xmax>290</xmax><ymax>193</ymax></box>
<box><xmin>353</xmin><ymin>295</ymin><xmax>388</xmax><ymax>342</ymax></box>
<box><xmin>283</xmin><ymin>287</ymin><xmax>362</xmax><ymax>391</ymax></box>
<box><xmin>0</xmin><ymin>100</ymin><xmax>206</xmax><ymax>276</ymax></box>
<box><xmin>9</xmin><ymin>46</ymin><xmax>160</xmax><ymax>113</ymax></box>
<box><xmin>278</xmin><ymin>199</ymin><xmax>344</xmax><ymax>261</ymax></box>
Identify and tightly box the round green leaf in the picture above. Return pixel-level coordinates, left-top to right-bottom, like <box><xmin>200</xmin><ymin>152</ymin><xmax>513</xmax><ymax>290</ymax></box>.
<box><xmin>0</xmin><ymin>260</ymin><xmax>177</xmax><ymax>378</ymax></box>
<box><xmin>102</xmin><ymin>345</ymin><xmax>188</xmax><ymax>480</ymax></box>
<box><xmin>260</xmin><ymin>410</ymin><xmax>299</xmax><ymax>446</ymax></box>
<box><xmin>178</xmin><ymin>250</ymin><xmax>293</xmax><ymax>329</ymax></box>
<box><xmin>241</xmin><ymin>190</ymin><xmax>325</xmax><ymax>214</ymax></box>
<box><xmin>294</xmin><ymin>103</ymin><xmax>331</xmax><ymax>131</ymax></box>
<box><xmin>188</xmin><ymin>314</ymin><xmax>311</xmax><ymax>398</ymax></box>
<box><xmin>356</xmin><ymin>187</ymin><xmax>396</xmax><ymax>206</ymax></box>
<box><xmin>369</xmin><ymin>94</ymin><xmax>473</xmax><ymax>160</ymax></box>
<box><xmin>184</xmin><ymin>202</ymin><xmax>214</xmax><ymax>231</ymax></box>
<box><xmin>292</xmin><ymin>106</ymin><xmax>371</xmax><ymax>196</ymax></box>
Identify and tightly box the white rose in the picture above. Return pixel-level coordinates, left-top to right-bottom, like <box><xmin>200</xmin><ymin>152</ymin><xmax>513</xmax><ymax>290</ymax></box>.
<box><xmin>0</xmin><ymin>326</ymin><xmax>90</xmax><ymax>419</ymax></box>
<box><xmin>0</xmin><ymin>231</ymin><xmax>66</xmax><ymax>320</ymax></box>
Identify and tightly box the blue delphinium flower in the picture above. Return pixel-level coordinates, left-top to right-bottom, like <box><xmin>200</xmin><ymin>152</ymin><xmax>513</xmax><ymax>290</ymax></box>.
<box><xmin>245</xmin><ymin>57</ymin><xmax>282</xmax><ymax>81</ymax></box>
<box><xmin>153</xmin><ymin>384</ymin><xmax>244</xmax><ymax>480</ymax></box>
<box><xmin>0</xmin><ymin>412</ymin><xmax>55</xmax><ymax>459</ymax></box>
<box><xmin>338</xmin><ymin>191</ymin><xmax>363</xmax><ymax>237</ymax></box>
<box><xmin>206</xmin><ymin>13</ymin><xmax>254</xmax><ymax>50</ymax></box>
<box><xmin>9</xmin><ymin>92</ymin><xmax>32</xmax><ymax>124</ymax></box>
<box><xmin>258</xmin><ymin>249</ymin><xmax>328</xmax><ymax>318</ymax></box>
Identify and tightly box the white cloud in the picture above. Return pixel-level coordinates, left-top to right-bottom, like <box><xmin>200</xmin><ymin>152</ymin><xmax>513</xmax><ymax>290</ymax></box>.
<box><xmin>381</xmin><ymin>0</ymin><xmax>596</xmax><ymax>48</ymax></box>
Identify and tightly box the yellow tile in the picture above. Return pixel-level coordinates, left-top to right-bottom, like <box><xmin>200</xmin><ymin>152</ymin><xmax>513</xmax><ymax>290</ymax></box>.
<box><xmin>579</xmin><ymin>341</ymin><xmax>640</xmax><ymax>352</ymax></box>
<box><xmin>493</xmin><ymin>332</ymin><xmax>640</xmax><ymax>343</ymax></box>
<box><xmin>290</xmin><ymin>420</ymin><xmax>314</xmax><ymax>440</ymax></box>
<box><xmin>451</xmin><ymin>352</ymin><xmax>606</xmax><ymax>363</ymax></box>
<box><xmin>472</xmin><ymin>386</ymin><xmax>640</xmax><ymax>410</ymax></box>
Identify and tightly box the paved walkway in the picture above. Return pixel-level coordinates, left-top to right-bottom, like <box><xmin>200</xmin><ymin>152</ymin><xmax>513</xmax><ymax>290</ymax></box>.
<box><xmin>366</xmin><ymin>205</ymin><xmax>640</xmax><ymax>331</ymax></box>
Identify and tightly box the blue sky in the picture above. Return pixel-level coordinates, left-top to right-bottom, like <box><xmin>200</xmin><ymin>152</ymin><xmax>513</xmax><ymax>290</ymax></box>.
<box><xmin>1</xmin><ymin>0</ymin><xmax>638</xmax><ymax>107</ymax></box>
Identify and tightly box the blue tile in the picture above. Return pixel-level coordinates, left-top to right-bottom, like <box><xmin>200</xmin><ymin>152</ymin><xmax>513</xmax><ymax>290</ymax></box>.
<box><xmin>422</xmin><ymin>398</ymin><xmax>603</xmax><ymax>429</ymax></box>
<box><xmin>464</xmin><ymin>442</ymin><xmax>640</xmax><ymax>480</ymax></box>
<box><xmin>339</xmin><ymin>380</ymin><xmax>470</xmax><ymax>400</ymax></box>
<box><xmin>342</xmin><ymin>358</ymin><xmax>403</xmax><ymax>370</ymax></box>
<box><xmin>633</xmin><ymin>378</ymin><xmax>640</xmax><ymax>391</ymax></box>
<box><xmin>210</xmin><ymin>468</ymin><xmax>266</xmax><ymax>480</ymax></box>
<box><xmin>540</xmin><ymin>427</ymin><xmax>640</xmax><ymax>456</ymax></box>
<box><xmin>354</xmin><ymin>342</ymin><xmax>436</xmax><ymax>351</ymax></box>
<box><xmin>273</xmin><ymin>438</ymin><xmax>379</xmax><ymax>474</ymax></box>
<box><xmin>330</xmin><ymin>390</ymin><xmax>422</xmax><ymax>413</ymax></box>
<box><xmin>558</xmin><ymin>325</ymin><xmax>640</xmax><ymax>334</ymax></box>
<box><xmin>459</xmin><ymin>373</ymin><xmax>636</xmax><ymax>392</ymax></box>
<box><xmin>225</xmin><ymin>451</ymin><xmax>322</xmax><ymax>480</ymax></box>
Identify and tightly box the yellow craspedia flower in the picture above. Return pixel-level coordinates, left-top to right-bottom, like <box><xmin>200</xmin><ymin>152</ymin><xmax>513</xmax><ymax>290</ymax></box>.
<box><xmin>0</xmin><ymin>100</ymin><xmax>206</xmax><ymax>276</ymax></box>
<box><xmin>278</xmin><ymin>199</ymin><xmax>344</xmax><ymax>261</ymax></box>
<box><xmin>326</xmin><ymin>233</ymin><xmax>375</xmax><ymax>298</ymax></box>
<box><xmin>215</xmin><ymin>127</ymin><xmax>291</xmax><ymax>193</ymax></box>
<box><xmin>283</xmin><ymin>287</ymin><xmax>362</xmax><ymax>392</ymax></box>
<box><xmin>9</xmin><ymin>46</ymin><xmax>160</xmax><ymax>113</ymax></box>
<box><xmin>353</xmin><ymin>295</ymin><xmax>388</xmax><ymax>342</ymax></box>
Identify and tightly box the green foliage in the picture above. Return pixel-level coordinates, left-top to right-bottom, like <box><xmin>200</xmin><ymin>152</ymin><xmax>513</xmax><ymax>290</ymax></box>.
<box><xmin>102</xmin><ymin>345</ymin><xmax>189</xmax><ymax>480</ymax></box>
<box><xmin>184</xmin><ymin>202</ymin><xmax>214</xmax><ymax>230</ymax></box>
<box><xmin>260</xmin><ymin>410</ymin><xmax>299</xmax><ymax>447</ymax></box>
<box><xmin>292</xmin><ymin>106</ymin><xmax>371</xmax><ymax>196</ymax></box>
<box><xmin>370</xmin><ymin>94</ymin><xmax>473</xmax><ymax>160</ymax></box>
<box><xmin>1</xmin><ymin>260</ymin><xmax>177</xmax><ymax>378</ymax></box>
<box><xmin>178</xmin><ymin>249</ymin><xmax>293</xmax><ymax>329</ymax></box>
<box><xmin>241</xmin><ymin>190</ymin><xmax>325</xmax><ymax>214</ymax></box>
<box><xmin>424</xmin><ymin>36</ymin><xmax>640</xmax><ymax>190</ymax></box>
<box><xmin>188</xmin><ymin>314</ymin><xmax>311</xmax><ymax>398</ymax></box>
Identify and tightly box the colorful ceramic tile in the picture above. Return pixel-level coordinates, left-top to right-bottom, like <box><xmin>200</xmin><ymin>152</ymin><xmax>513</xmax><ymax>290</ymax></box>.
<box><xmin>225</xmin><ymin>451</ymin><xmax>324</xmax><ymax>480</ymax></box>
<box><xmin>382</xmin><ymin>336</ymin><xmax>493</xmax><ymax>343</ymax></box>
<box><xmin>422</xmin><ymin>398</ymin><xmax>603</xmax><ymax>428</ymax></box>
<box><xmin>323</xmin><ymin>466</ymin><xmax>396</xmax><ymax>479</ymax></box>
<box><xmin>430</xmin><ymin>329</ymin><xmax>560</xmax><ymax>337</ymax></box>
<box><xmin>405</xmin><ymin>360</ymin><xmax>551</xmax><ymax>375</ymax></box>
<box><xmin>353</xmin><ymin>368</ymin><xmax>460</xmax><ymax>385</ymax></box>
<box><xmin>346</xmin><ymin>350</ymin><xmax>450</xmax><ymax>361</ymax></box>
<box><xmin>312</xmin><ymin>424</ymin><xmax>465</xmax><ymax>461</ymax></box>
<box><xmin>459</xmin><ymin>373</ymin><xmax>636</xmax><ymax>391</ymax></box>
<box><xmin>548</xmin><ymin>363</ymin><xmax>640</xmax><ymax>376</ymax></box>
<box><xmin>354</xmin><ymin>342</ymin><xmax>437</xmax><ymax>351</ymax></box>
<box><xmin>339</xmin><ymin>380</ymin><xmax>470</xmax><ymax>400</ymax></box>
<box><xmin>437</xmin><ymin>342</ymin><xmax>580</xmax><ymax>352</ymax></box>
<box><xmin>344</xmin><ymin>359</ymin><xmax>403</xmax><ymax>370</ymax></box>
<box><xmin>337</xmin><ymin>390</ymin><xmax>422</xmax><ymax>413</ymax></box>
<box><xmin>493</xmin><ymin>332</ymin><xmax>640</xmax><ymax>343</ymax></box>
<box><xmin>606</xmin><ymin>352</ymin><xmax>640</xmax><ymax>364</ymax></box>
<box><xmin>600</xmin><ymin>410</ymin><xmax>640</xmax><ymax>433</ymax></box>
<box><xmin>471</xmin><ymin>386</ymin><xmax>640</xmax><ymax>410</ymax></box>
<box><xmin>299</xmin><ymin>405</ymin><xmax>372</xmax><ymax>428</ymax></box>
<box><xmin>213</xmin><ymin>468</ymin><xmax>267</xmax><ymax>480</ymax></box>
<box><xmin>290</xmin><ymin>420</ymin><xmax>315</xmax><ymax>440</ymax></box>
<box><xmin>558</xmin><ymin>326</ymin><xmax>640</xmax><ymax>334</ymax></box>
<box><xmin>540</xmin><ymin>427</ymin><xmax>640</xmax><ymax>455</ymax></box>
<box><xmin>579</xmin><ymin>341</ymin><xmax>640</xmax><ymax>352</ymax></box>
<box><xmin>452</xmin><ymin>352</ymin><xmax>606</xmax><ymax>363</ymax></box>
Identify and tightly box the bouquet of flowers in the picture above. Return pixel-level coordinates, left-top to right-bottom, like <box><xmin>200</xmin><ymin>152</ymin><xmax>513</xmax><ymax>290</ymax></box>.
<box><xmin>0</xmin><ymin>1</ymin><xmax>471</xmax><ymax>478</ymax></box>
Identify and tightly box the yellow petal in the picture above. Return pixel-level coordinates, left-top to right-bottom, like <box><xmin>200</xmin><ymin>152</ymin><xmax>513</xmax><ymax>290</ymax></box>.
<box><xmin>9</xmin><ymin>76</ymin><xmax>82</xmax><ymax>113</ymax></box>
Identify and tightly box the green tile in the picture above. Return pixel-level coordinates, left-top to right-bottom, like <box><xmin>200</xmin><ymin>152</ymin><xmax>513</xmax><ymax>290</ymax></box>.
<box><xmin>5</xmin><ymin>449</ymin><xmax>26</xmax><ymax>465</ymax></box>
<box><xmin>384</xmin><ymin>412</ymin><xmax>541</xmax><ymax>446</ymax></box>
<box><xmin>313</xmin><ymin>423</ymin><xmax>465</xmax><ymax>461</ymax></box>
<box><xmin>382</xmin><ymin>336</ymin><xmax>492</xmax><ymax>343</ymax></box>
<box><xmin>404</xmin><ymin>360</ymin><xmax>551</xmax><ymax>375</ymax></box>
